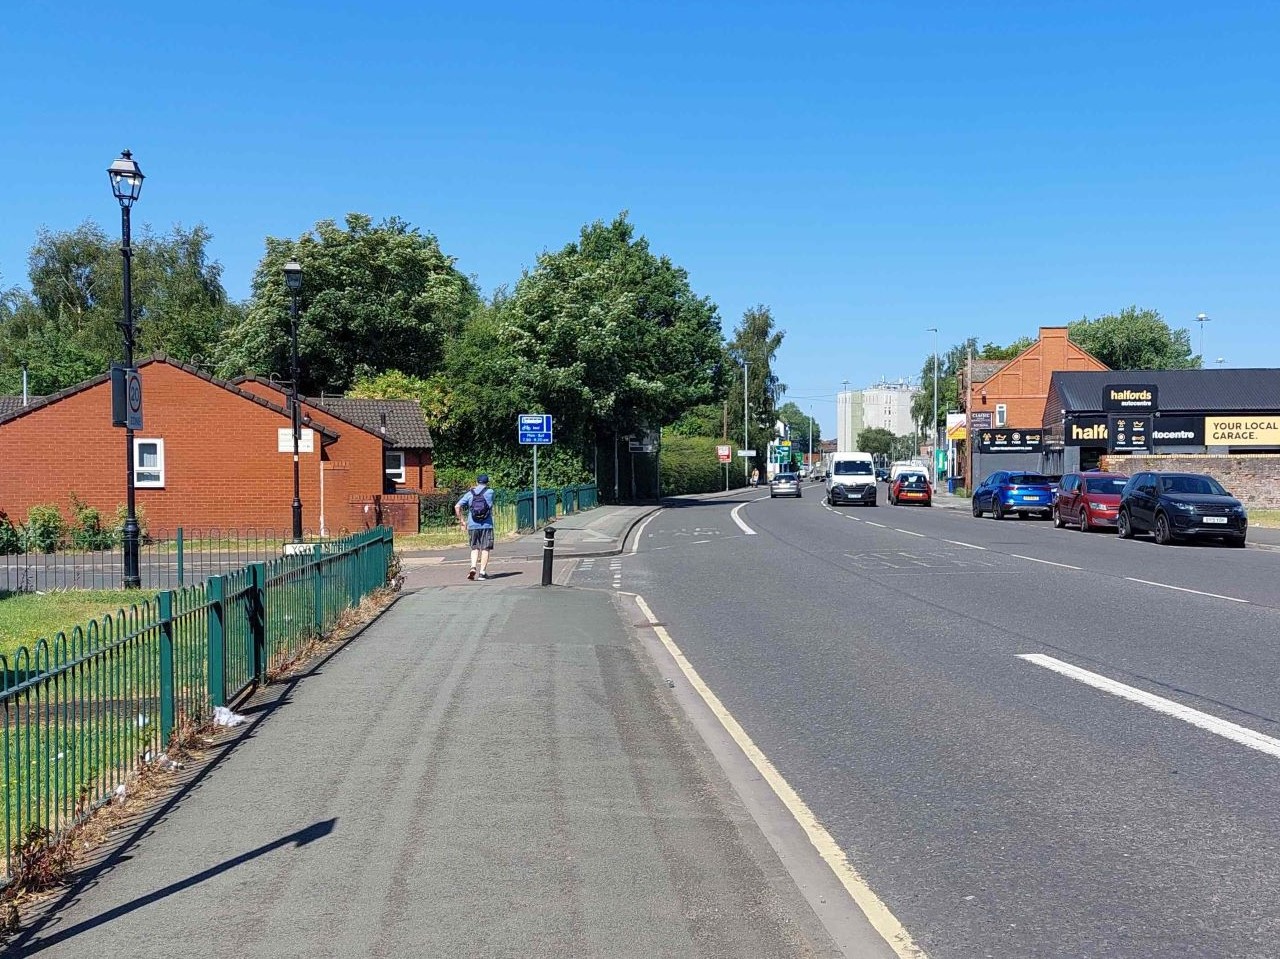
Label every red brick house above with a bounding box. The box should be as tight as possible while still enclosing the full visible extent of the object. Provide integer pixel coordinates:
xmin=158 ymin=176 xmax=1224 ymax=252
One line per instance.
xmin=0 ymin=357 xmax=429 ymax=536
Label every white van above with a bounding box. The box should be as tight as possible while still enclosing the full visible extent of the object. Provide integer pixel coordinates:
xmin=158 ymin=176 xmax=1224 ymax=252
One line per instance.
xmin=889 ymin=460 xmax=929 ymax=484
xmin=826 ymin=451 xmax=877 ymax=506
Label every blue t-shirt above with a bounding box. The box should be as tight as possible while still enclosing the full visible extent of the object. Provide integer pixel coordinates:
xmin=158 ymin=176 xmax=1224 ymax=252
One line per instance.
xmin=458 ymin=486 xmax=495 ymax=530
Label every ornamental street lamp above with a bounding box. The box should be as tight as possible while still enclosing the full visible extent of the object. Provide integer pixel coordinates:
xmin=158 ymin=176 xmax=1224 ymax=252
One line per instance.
xmin=108 ymin=150 xmax=144 ymax=589
xmin=283 ymin=260 xmax=304 ymax=542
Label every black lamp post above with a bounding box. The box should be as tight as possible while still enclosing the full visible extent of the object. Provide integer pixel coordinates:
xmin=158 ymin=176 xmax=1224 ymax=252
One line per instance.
xmin=283 ymin=259 xmax=304 ymax=542
xmin=108 ymin=150 xmax=144 ymax=589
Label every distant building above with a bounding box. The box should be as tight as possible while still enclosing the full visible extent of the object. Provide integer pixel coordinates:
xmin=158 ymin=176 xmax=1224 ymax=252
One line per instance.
xmin=861 ymin=379 xmax=919 ymax=438
xmin=836 ymin=390 xmax=864 ymax=450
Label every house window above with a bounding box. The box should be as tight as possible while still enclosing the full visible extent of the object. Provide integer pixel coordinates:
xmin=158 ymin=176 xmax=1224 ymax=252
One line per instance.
xmin=995 ymin=404 xmax=1007 ymax=427
xmin=134 ymin=439 xmax=165 ymax=488
xmin=384 ymin=450 xmax=406 ymax=485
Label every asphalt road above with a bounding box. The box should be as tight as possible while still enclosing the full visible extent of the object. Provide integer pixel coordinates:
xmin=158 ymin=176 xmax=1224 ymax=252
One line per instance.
xmin=571 ymin=482 xmax=1280 ymax=958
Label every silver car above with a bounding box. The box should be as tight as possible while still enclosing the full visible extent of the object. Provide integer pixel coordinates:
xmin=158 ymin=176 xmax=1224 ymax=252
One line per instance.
xmin=769 ymin=472 xmax=802 ymax=498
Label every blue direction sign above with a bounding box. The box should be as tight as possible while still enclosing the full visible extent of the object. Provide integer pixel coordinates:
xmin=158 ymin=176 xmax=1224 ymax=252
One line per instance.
xmin=518 ymin=413 xmax=553 ymax=445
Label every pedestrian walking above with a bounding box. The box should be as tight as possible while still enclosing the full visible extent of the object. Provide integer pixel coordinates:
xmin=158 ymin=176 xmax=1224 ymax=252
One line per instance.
xmin=455 ymin=474 xmax=496 ymax=580
xmin=750 ymin=467 xmax=760 ymax=488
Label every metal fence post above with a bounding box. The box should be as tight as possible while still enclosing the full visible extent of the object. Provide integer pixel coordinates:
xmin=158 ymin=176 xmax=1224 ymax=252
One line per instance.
xmin=312 ymin=557 xmax=324 ymax=634
xmin=249 ymin=562 xmax=267 ymax=684
xmin=176 ymin=527 xmax=185 ymax=588
xmin=207 ymin=575 xmax=226 ymax=708
xmin=157 ymin=590 xmax=176 ymax=743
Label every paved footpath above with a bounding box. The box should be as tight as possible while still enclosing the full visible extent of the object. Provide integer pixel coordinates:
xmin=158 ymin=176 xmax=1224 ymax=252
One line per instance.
xmin=9 ymin=498 xmax=855 ymax=959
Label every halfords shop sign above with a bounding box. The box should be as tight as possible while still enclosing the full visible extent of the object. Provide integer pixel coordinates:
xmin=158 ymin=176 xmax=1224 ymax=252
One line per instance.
xmin=1066 ymin=416 xmax=1205 ymax=446
xmin=1205 ymin=417 xmax=1280 ymax=446
xmin=1103 ymin=385 xmax=1158 ymax=412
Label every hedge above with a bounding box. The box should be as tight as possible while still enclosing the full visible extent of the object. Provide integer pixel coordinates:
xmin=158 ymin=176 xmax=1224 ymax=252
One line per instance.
xmin=659 ymin=436 xmax=749 ymax=496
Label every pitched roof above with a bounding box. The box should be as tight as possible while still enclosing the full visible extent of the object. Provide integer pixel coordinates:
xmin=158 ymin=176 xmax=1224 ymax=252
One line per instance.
xmin=0 ymin=396 xmax=42 ymax=416
xmin=970 ymin=360 xmax=1006 ymax=384
xmin=1046 ymin=368 xmax=1280 ymax=416
xmin=309 ymin=397 xmax=434 ymax=449
xmin=0 ymin=357 xmax=338 ymax=441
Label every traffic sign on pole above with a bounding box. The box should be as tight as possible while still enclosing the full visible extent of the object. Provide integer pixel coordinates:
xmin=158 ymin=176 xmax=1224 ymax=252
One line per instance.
xmin=518 ymin=414 xmax=553 ymax=445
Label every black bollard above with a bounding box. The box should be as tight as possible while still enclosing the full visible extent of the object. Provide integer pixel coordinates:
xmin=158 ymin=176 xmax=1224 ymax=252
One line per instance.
xmin=541 ymin=525 xmax=557 ymax=586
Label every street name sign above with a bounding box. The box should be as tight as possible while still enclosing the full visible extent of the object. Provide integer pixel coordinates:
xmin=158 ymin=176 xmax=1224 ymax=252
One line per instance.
xmin=518 ymin=414 xmax=553 ymax=445
xmin=737 ymin=449 xmax=756 ymax=457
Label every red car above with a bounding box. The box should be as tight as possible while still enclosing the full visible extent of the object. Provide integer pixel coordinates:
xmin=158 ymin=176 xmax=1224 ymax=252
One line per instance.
xmin=1052 ymin=471 xmax=1128 ymax=531
xmin=890 ymin=471 xmax=932 ymax=506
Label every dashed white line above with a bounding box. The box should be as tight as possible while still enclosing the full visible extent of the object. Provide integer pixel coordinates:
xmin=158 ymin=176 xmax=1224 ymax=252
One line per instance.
xmin=943 ymin=540 xmax=986 ymax=550
xmin=1010 ymin=554 xmax=1082 ymax=570
xmin=865 ymin=521 xmax=886 ymax=528
xmin=1020 ymin=653 xmax=1280 ymax=760
xmin=730 ymin=502 xmax=758 ymax=536
xmin=896 ymin=529 xmax=927 ymax=538
xmin=1124 ymin=577 xmax=1249 ymax=604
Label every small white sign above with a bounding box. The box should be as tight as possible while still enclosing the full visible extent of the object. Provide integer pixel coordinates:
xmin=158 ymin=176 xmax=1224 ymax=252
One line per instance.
xmin=278 ymin=428 xmax=315 ymax=454
xmin=737 ymin=449 xmax=757 ymax=457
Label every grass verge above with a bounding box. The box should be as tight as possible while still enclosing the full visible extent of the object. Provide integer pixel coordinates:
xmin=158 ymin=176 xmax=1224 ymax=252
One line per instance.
xmin=1250 ymin=509 xmax=1280 ymax=529
xmin=0 ymin=591 xmax=150 ymax=659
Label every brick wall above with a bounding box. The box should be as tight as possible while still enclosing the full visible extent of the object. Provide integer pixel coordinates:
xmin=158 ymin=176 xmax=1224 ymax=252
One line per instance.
xmin=0 ymin=361 xmax=389 ymax=537
xmin=1100 ymin=454 xmax=1280 ymax=510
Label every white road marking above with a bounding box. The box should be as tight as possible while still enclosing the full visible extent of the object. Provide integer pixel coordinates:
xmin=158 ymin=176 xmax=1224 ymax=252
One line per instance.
xmin=630 ymin=510 xmax=662 ymax=555
xmin=730 ymin=502 xmax=758 ymax=536
xmin=634 ymin=596 xmax=927 ymax=959
xmin=896 ymin=529 xmax=927 ymax=538
xmin=865 ymin=521 xmax=886 ymax=528
xmin=943 ymin=540 xmax=986 ymax=550
xmin=1010 ymin=554 xmax=1082 ymax=570
xmin=1124 ymin=577 xmax=1250 ymax=604
xmin=1020 ymin=653 xmax=1280 ymax=759
xmin=692 ymin=539 xmax=711 ymax=545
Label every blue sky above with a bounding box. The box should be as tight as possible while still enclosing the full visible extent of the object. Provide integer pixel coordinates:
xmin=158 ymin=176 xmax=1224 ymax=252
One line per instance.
xmin=4 ymin=0 xmax=1278 ymax=436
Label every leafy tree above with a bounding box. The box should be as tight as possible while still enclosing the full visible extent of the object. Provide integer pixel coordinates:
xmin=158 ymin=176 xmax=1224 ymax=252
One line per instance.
xmin=215 ymin=213 xmax=480 ymax=394
xmin=0 ymin=222 xmax=234 ymax=392
xmin=436 ymin=215 xmax=724 ymax=492
xmin=978 ymin=337 xmax=1034 ymax=360
xmin=728 ymin=305 xmax=785 ymax=477
xmin=776 ymin=401 xmax=820 ymax=453
xmin=1068 ymin=306 xmax=1196 ymax=370
xmin=856 ymin=426 xmax=896 ymax=458
xmin=346 ymin=368 xmax=450 ymax=429
xmin=668 ymin=402 xmax=729 ymax=438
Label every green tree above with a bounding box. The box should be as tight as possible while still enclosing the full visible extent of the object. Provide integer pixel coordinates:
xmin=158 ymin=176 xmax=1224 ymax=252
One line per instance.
xmin=0 ymin=222 xmax=234 ymax=392
xmin=728 ymin=305 xmax=785 ymax=478
xmin=978 ymin=337 xmax=1035 ymax=361
xmin=668 ymin=402 xmax=729 ymax=438
xmin=215 ymin=213 xmax=480 ymax=394
xmin=856 ymin=426 xmax=895 ymax=458
xmin=776 ymin=401 xmax=820 ymax=453
xmin=1068 ymin=306 xmax=1196 ymax=370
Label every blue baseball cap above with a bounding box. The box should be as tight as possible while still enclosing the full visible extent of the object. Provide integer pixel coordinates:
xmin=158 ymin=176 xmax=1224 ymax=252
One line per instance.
xmin=476 ymin=473 xmax=489 ymax=484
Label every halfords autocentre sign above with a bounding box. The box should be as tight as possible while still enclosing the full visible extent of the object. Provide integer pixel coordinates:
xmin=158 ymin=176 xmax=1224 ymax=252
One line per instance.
xmin=1065 ymin=415 xmax=1280 ymax=447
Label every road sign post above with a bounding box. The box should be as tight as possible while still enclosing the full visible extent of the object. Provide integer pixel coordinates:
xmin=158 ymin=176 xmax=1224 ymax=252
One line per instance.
xmin=518 ymin=414 xmax=554 ymax=527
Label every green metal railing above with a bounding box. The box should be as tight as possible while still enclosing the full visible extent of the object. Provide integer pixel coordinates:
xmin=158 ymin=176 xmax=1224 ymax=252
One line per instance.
xmin=420 ymin=485 xmax=600 ymax=536
xmin=0 ymin=527 xmax=393 ymax=882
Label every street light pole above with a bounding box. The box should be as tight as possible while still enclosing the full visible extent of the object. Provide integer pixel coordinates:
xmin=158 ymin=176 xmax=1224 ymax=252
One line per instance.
xmin=1196 ymin=313 xmax=1210 ymax=364
xmin=284 ymin=260 xmax=304 ymax=542
xmin=108 ymin=150 xmax=144 ymax=589
xmin=927 ymin=327 xmax=939 ymax=483
xmin=742 ymin=360 xmax=750 ymax=481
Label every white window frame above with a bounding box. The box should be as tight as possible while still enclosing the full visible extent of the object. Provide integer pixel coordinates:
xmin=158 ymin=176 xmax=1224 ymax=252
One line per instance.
xmin=995 ymin=404 xmax=1008 ymax=427
xmin=134 ymin=438 xmax=165 ymax=489
xmin=384 ymin=450 xmax=406 ymax=485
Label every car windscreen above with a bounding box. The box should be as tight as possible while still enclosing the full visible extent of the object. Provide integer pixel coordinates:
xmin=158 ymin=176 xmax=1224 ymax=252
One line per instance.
xmin=834 ymin=461 xmax=873 ymax=475
xmin=900 ymin=474 xmax=927 ymax=485
xmin=1085 ymin=478 xmax=1127 ymax=494
xmin=1008 ymin=473 xmax=1048 ymax=486
xmin=1160 ymin=475 xmax=1227 ymax=496
xmin=773 ymin=473 xmax=797 ymax=481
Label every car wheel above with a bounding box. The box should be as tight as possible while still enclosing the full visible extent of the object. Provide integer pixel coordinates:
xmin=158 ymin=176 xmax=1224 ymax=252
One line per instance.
xmin=1079 ymin=509 xmax=1090 ymax=533
xmin=1052 ymin=506 xmax=1064 ymax=529
xmin=1228 ymin=536 xmax=1247 ymax=548
xmin=1117 ymin=510 xmax=1134 ymax=539
xmin=993 ymin=499 xmax=1005 ymax=520
xmin=1153 ymin=512 xmax=1173 ymax=545
xmin=972 ymin=498 xmax=982 ymax=517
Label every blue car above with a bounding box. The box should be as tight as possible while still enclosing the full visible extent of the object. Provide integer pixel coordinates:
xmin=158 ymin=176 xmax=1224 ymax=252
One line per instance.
xmin=971 ymin=471 xmax=1055 ymax=520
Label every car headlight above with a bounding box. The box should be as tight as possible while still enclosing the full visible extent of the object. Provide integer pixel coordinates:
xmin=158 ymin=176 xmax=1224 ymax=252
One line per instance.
xmin=1088 ymin=501 xmax=1110 ymax=510
xmin=1170 ymin=501 xmax=1195 ymax=511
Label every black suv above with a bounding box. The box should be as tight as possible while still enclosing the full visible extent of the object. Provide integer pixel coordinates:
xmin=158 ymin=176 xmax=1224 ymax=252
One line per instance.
xmin=1117 ymin=471 xmax=1247 ymax=547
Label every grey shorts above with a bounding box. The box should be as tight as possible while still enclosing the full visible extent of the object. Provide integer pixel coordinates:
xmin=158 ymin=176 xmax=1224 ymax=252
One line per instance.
xmin=468 ymin=527 xmax=494 ymax=551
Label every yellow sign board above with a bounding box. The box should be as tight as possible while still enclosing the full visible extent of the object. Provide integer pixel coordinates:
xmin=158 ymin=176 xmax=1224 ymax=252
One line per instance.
xmin=1204 ymin=417 xmax=1280 ymax=446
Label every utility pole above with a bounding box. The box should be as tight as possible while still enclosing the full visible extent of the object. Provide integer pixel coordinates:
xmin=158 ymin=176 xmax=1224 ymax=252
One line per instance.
xmin=743 ymin=360 xmax=750 ymax=481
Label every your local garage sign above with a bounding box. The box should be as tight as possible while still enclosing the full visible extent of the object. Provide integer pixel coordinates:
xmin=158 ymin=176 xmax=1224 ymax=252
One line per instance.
xmin=1205 ymin=417 xmax=1280 ymax=446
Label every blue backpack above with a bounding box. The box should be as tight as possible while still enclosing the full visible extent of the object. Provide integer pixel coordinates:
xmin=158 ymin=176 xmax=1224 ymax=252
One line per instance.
xmin=468 ymin=487 xmax=492 ymax=523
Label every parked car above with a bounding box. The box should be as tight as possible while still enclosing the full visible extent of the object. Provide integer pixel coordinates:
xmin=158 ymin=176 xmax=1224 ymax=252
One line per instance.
xmin=971 ymin=471 xmax=1054 ymax=520
xmin=1117 ymin=471 xmax=1247 ymax=546
xmin=889 ymin=471 xmax=932 ymax=506
xmin=1053 ymin=471 xmax=1128 ymax=531
xmin=769 ymin=472 xmax=802 ymax=498
xmin=826 ymin=452 xmax=878 ymax=506
xmin=875 ymin=467 xmax=890 ymax=483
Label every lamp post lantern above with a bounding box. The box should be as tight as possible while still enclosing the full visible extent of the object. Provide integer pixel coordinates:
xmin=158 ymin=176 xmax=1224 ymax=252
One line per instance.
xmin=1196 ymin=313 xmax=1210 ymax=364
xmin=108 ymin=150 xmax=144 ymax=589
xmin=284 ymin=260 xmax=304 ymax=542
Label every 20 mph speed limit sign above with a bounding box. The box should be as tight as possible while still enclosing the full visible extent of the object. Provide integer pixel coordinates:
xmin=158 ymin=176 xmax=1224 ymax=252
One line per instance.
xmin=125 ymin=369 xmax=143 ymax=430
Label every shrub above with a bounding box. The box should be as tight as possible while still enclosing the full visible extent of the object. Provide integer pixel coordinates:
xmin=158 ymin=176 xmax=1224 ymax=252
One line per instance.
xmin=113 ymin=503 xmax=150 ymax=543
xmin=659 ymin=436 xmax=748 ymax=496
xmin=419 ymin=491 xmax=459 ymax=530
xmin=69 ymin=494 xmax=119 ymax=551
xmin=0 ymin=510 xmax=20 ymax=555
xmin=24 ymin=504 xmax=66 ymax=553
